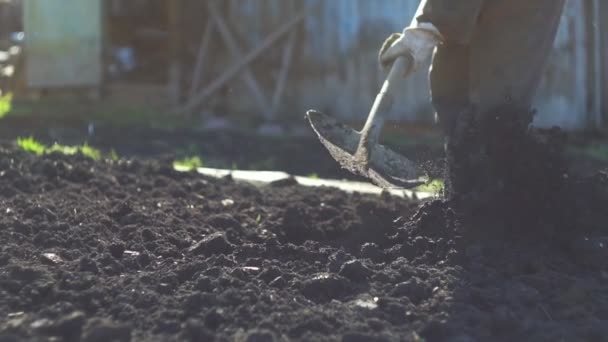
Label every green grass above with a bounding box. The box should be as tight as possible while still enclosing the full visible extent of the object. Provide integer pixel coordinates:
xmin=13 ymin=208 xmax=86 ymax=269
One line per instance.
xmin=414 ymin=178 xmax=445 ymax=194
xmin=306 ymin=173 xmax=320 ymax=179
xmin=16 ymin=136 xmax=46 ymax=155
xmin=0 ymin=92 xmax=12 ymax=119
xmin=80 ymin=142 xmax=102 ymax=160
xmin=173 ymin=156 xmax=204 ymax=170
xmin=16 ymin=136 xmax=104 ymax=160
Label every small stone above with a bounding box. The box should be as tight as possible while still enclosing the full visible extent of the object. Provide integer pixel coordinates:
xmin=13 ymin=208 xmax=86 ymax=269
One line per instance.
xmin=189 ymin=232 xmax=234 ymax=256
xmin=82 ymin=318 xmax=132 ymax=342
xmin=40 ymin=253 xmax=63 ymax=265
xmin=123 ymin=250 xmax=140 ymax=257
xmin=221 ymin=198 xmax=235 ymax=207
xmin=339 ymin=260 xmax=373 ymax=282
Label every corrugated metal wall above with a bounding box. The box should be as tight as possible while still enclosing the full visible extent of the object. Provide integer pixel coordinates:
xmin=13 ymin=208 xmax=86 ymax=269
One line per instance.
xmin=201 ymin=0 xmax=601 ymax=129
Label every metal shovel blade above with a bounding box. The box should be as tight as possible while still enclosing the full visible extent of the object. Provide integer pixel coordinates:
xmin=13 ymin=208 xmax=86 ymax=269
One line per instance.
xmin=306 ymin=110 xmax=427 ymax=189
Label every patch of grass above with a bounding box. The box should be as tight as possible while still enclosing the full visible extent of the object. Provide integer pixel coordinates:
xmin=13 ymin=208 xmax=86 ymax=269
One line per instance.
xmin=16 ymin=136 xmax=45 ymax=155
xmin=414 ymin=179 xmax=445 ymax=194
xmin=16 ymin=136 xmax=105 ymax=161
xmin=0 ymin=92 xmax=12 ymax=119
xmin=80 ymin=142 xmax=101 ymax=160
xmin=307 ymin=173 xmax=320 ymax=179
xmin=173 ymin=156 xmax=203 ymax=170
xmin=110 ymin=149 xmax=119 ymax=161
xmin=48 ymin=143 xmax=78 ymax=155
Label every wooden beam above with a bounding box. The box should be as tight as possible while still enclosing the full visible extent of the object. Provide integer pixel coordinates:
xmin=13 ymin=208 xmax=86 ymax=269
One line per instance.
xmin=168 ymin=0 xmax=182 ymax=105
xmin=268 ymin=29 xmax=298 ymax=120
xmin=206 ymin=0 xmax=269 ymax=114
xmin=175 ymin=6 xmax=310 ymax=115
xmin=188 ymin=20 xmax=214 ymax=101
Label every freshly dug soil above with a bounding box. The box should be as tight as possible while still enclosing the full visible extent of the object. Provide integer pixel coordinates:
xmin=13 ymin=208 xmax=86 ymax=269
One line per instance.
xmin=1 ymin=136 xmax=608 ymax=341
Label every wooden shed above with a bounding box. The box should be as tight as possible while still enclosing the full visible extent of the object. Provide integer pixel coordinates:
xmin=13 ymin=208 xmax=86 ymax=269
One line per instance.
xmin=19 ymin=0 xmax=608 ymax=130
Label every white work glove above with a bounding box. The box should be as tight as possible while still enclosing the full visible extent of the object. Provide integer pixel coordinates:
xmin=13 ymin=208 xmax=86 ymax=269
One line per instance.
xmin=378 ymin=22 xmax=443 ymax=75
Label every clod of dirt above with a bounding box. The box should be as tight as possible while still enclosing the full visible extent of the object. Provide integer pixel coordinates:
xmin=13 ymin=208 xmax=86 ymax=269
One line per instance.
xmin=108 ymin=242 xmax=126 ymax=259
xmin=390 ymin=277 xmax=431 ymax=304
xmin=338 ymin=260 xmax=373 ymax=281
xmin=270 ymin=176 xmax=299 ymax=187
xmin=188 ymin=232 xmax=234 ymax=256
xmin=301 ymin=273 xmax=351 ymax=303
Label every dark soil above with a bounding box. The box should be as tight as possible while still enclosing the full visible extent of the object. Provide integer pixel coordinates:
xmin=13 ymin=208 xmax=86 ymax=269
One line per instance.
xmin=1 ymin=124 xmax=608 ymax=341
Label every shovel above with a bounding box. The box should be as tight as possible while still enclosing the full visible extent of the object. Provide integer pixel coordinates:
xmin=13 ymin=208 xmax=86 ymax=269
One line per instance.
xmin=306 ymin=56 xmax=428 ymax=189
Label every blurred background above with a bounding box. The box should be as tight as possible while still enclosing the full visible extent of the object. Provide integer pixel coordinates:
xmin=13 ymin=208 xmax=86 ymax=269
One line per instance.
xmin=1 ymin=0 xmax=608 ymax=179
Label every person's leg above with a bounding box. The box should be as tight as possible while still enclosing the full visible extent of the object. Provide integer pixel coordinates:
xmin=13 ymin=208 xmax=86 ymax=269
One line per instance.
xmin=429 ymin=44 xmax=482 ymax=197
xmin=469 ymin=0 xmax=566 ymax=116
xmin=463 ymin=0 xmax=567 ymax=208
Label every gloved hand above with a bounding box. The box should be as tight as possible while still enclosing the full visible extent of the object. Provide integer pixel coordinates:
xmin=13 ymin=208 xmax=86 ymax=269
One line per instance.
xmin=378 ymin=22 xmax=443 ymax=75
